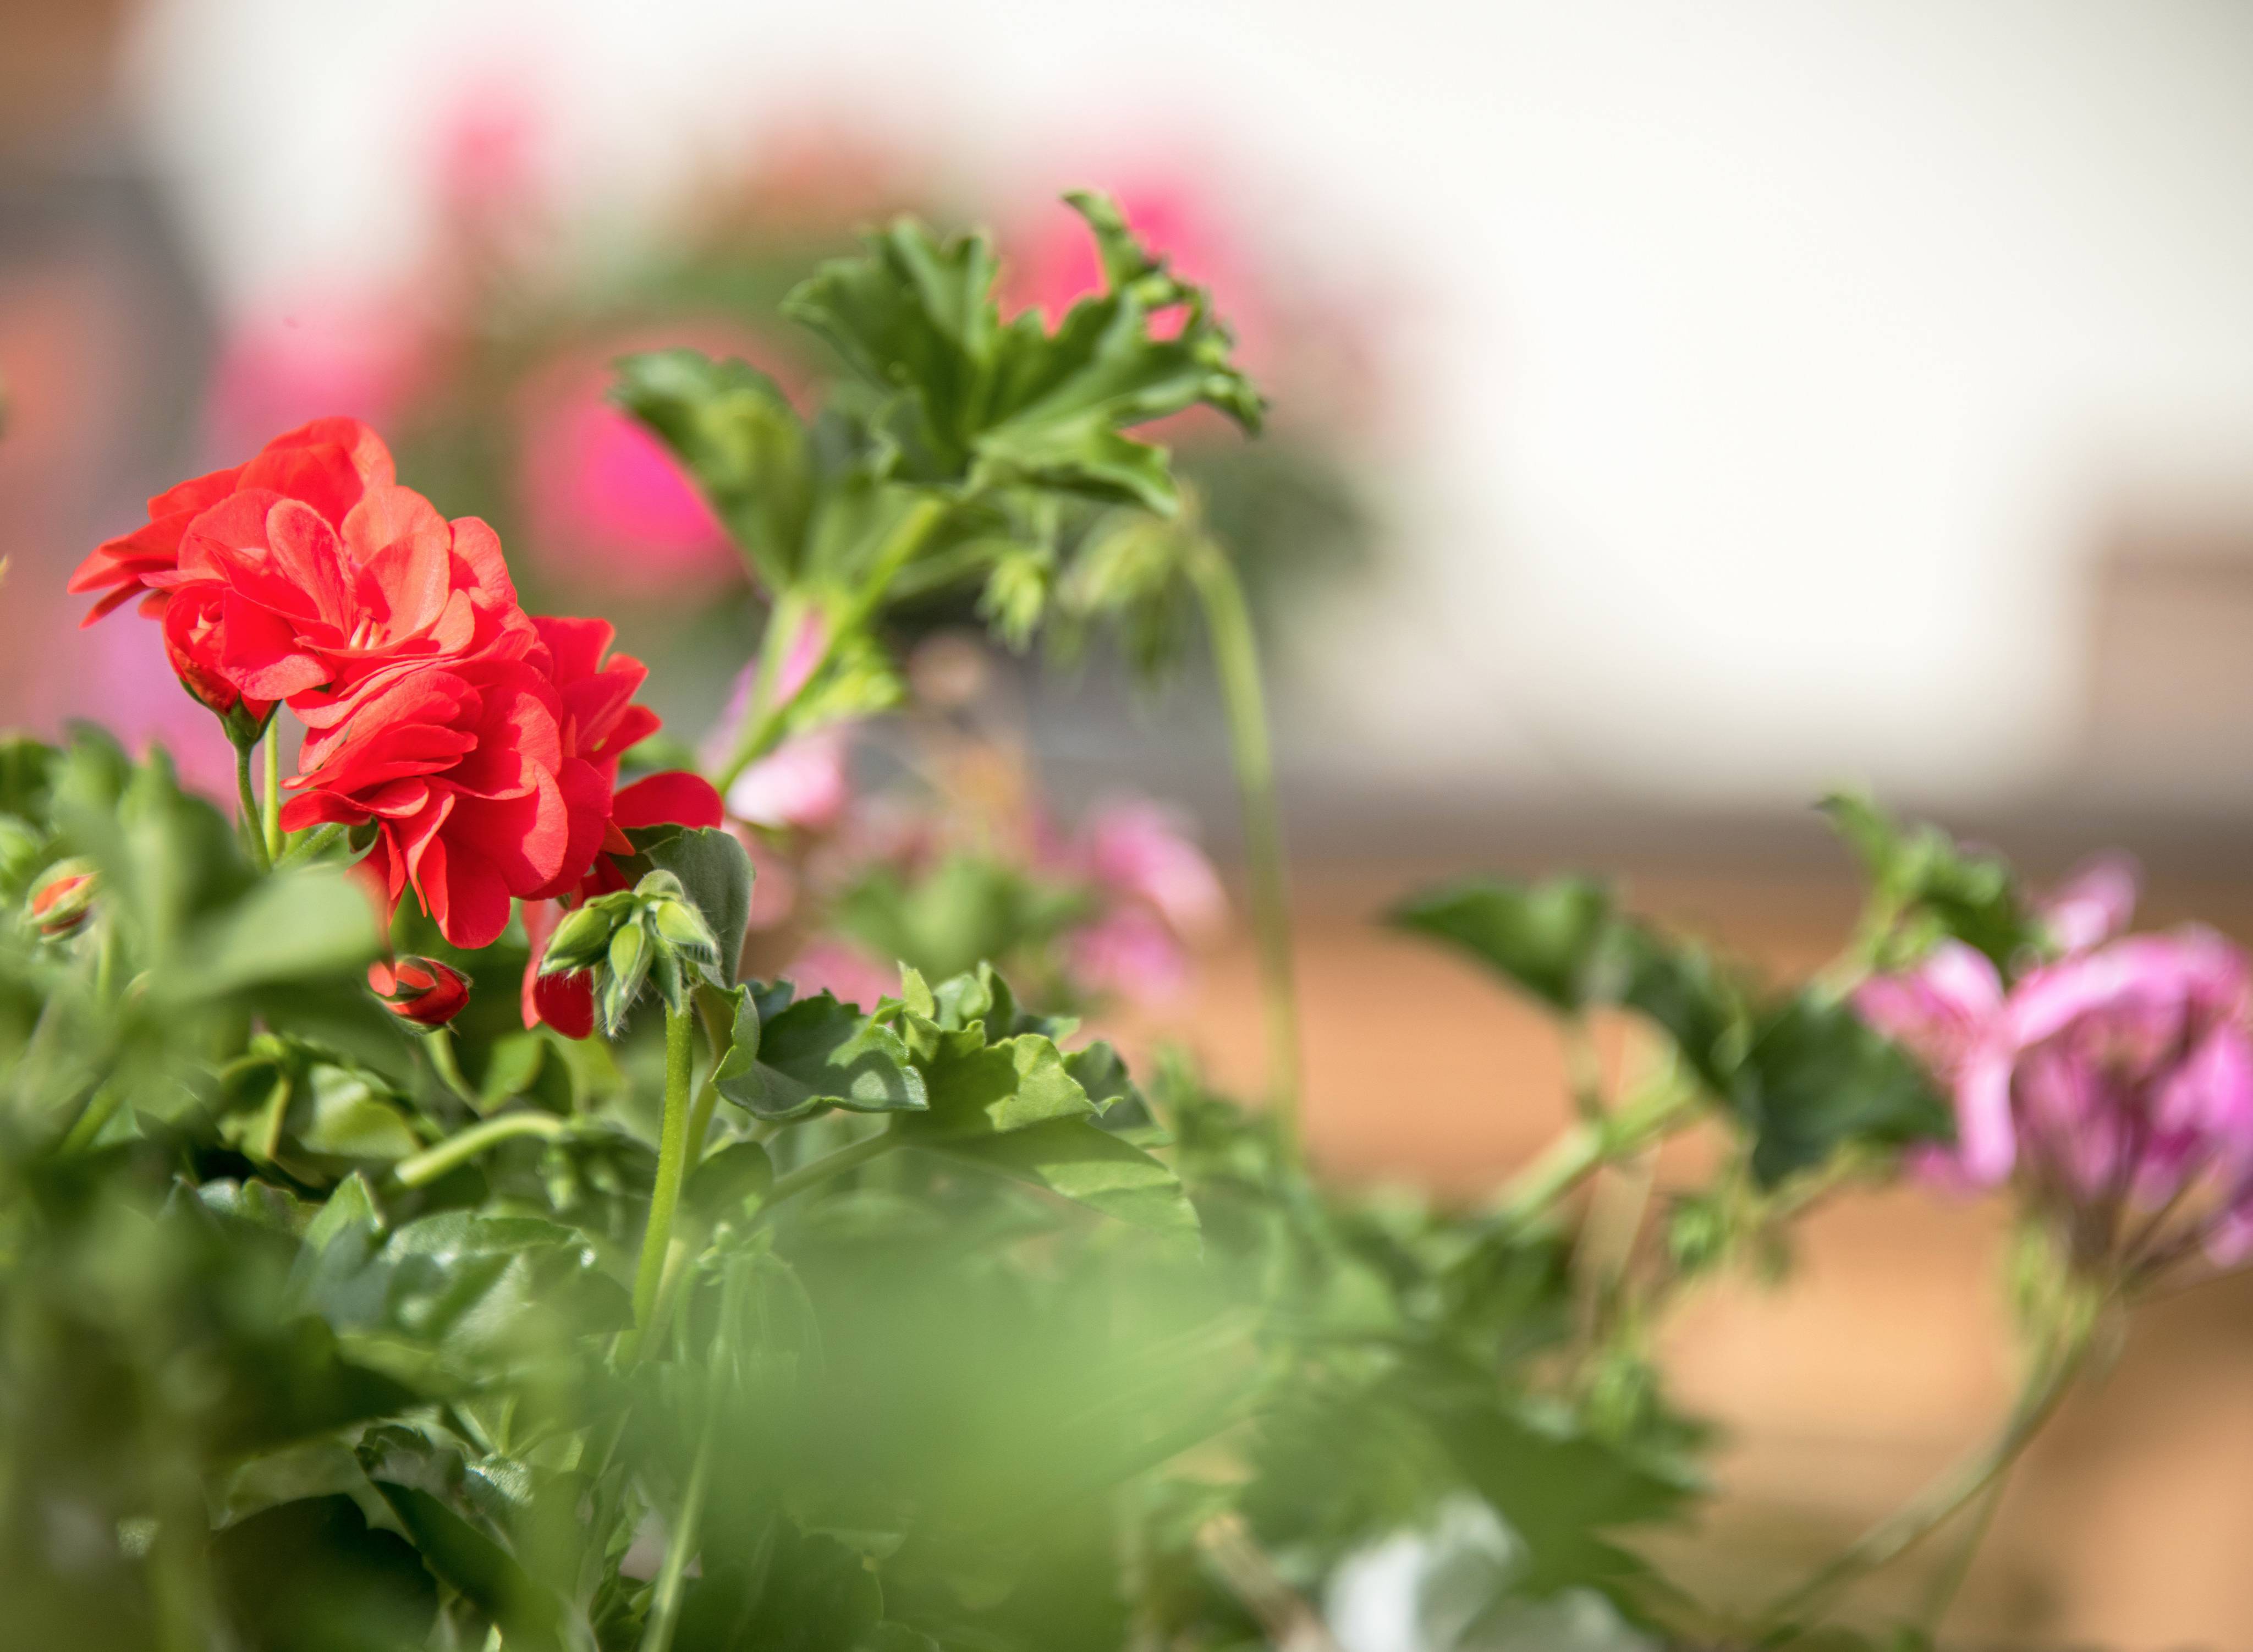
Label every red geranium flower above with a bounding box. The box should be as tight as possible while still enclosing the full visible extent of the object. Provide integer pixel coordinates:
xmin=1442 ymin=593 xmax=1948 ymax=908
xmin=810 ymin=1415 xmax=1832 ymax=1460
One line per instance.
xmin=69 ymin=417 xmax=392 ymax=626
xmin=281 ymin=651 xmax=590 ymax=950
xmin=148 ymin=481 xmax=531 ymax=719
xmin=369 ymin=955 xmax=471 ymax=1027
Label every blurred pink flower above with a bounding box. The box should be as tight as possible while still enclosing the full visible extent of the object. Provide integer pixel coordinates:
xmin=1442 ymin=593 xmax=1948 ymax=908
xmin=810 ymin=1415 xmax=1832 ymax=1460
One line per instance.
xmin=1866 ymin=924 xmax=2253 ymax=1272
xmin=728 ymin=729 xmax=852 ymax=833
xmin=1853 ymin=940 xmax=2003 ymax=1089
xmin=2042 ymin=853 xmax=2141 ymax=957
xmin=788 ymin=940 xmax=899 ymax=1011
xmin=514 ymin=329 xmax=786 ymax=595
xmin=206 ymin=300 xmax=422 ymax=458
xmin=1076 ymin=799 xmax=1228 ymax=939
xmin=1068 ymin=905 xmax=1191 ymax=1005
xmin=433 ymin=81 xmax=547 ymax=227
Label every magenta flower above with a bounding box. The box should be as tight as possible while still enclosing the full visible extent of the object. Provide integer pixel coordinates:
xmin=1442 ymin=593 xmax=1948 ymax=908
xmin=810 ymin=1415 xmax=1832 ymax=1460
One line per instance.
xmin=2041 ymin=852 xmax=2140 ymax=957
xmin=1865 ymin=927 xmax=2253 ymax=1275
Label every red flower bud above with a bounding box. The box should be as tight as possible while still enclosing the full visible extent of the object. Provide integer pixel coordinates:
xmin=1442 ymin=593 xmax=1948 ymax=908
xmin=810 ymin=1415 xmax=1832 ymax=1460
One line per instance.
xmin=369 ymin=955 xmax=471 ymax=1028
xmin=27 ymin=865 xmax=96 ymax=937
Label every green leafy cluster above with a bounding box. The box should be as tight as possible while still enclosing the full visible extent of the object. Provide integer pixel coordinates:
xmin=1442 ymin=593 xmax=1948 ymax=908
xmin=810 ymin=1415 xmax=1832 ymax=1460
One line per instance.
xmin=1391 ymin=874 xmax=1953 ymax=1187
xmin=613 ymin=191 xmax=1268 ymax=789
xmin=0 ymin=722 xmax=1743 ymax=1651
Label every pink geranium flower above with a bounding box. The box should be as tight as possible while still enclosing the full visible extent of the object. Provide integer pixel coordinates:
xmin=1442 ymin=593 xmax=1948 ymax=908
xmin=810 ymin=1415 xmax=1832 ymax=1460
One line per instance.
xmin=1858 ymin=849 xmax=2253 ymax=1275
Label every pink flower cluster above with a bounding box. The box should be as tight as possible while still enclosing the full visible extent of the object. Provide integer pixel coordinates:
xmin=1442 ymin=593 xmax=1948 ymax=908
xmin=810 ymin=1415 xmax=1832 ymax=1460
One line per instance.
xmin=1858 ymin=857 xmax=2253 ymax=1274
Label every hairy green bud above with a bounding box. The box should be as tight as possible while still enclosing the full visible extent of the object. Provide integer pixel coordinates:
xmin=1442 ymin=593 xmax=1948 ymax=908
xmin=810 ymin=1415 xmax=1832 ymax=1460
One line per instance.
xmin=541 ymin=903 xmax=618 ymax=975
xmin=649 ymin=898 xmax=719 ymax=964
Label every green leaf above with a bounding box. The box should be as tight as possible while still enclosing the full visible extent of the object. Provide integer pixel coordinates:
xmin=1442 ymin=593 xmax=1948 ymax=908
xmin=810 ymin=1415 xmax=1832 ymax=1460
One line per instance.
xmin=783 ymin=196 xmax=1262 ymax=514
xmin=168 ymin=868 xmax=381 ymax=1000
xmin=1614 ymin=923 xmax=1750 ymax=1098
xmin=1821 ymin=792 xmax=2038 ymax=970
xmin=212 ymin=1495 xmax=438 ymax=1652
xmin=364 ymin=1479 xmax=571 ymax=1652
xmin=923 ymin=1117 xmax=1196 ymax=1238
xmin=908 ymin=1026 xmax=1093 ymax=1136
xmin=642 ymin=827 xmax=754 ymax=987
xmin=1389 ymin=876 xmax=1618 ymax=1013
xmin=685 ymin=1139 xmax=774 ymax=1219
xmin=713 ymin=985 xmax=928 ymax=1121
xmin=1728 ymin=994 xmax=1954 ymax=1186
xmin=613 ymin=348 xmax=811 ymax=591
xmin=0 ymin=733 xmax=58 ymax=822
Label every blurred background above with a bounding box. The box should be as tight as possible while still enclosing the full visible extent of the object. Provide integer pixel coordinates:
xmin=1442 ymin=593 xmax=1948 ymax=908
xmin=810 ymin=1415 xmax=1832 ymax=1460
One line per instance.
xmin=6 ymin=0 xmax=2253 ymax=1643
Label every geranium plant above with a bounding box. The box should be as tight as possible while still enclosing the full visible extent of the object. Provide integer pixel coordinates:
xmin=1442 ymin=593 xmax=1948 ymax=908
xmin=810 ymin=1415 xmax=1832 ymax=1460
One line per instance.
xmin=3 ymin=193 xmax=2247 ymax=1652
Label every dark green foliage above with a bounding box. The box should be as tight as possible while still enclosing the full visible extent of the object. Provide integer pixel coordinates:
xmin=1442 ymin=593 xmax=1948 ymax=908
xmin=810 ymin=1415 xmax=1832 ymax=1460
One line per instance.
xmin=783 ymin=193 xmax=1262 ymax=513
xmin=1822 ymin=792 xmax=2042 ymax=971
xmin=1388 ymin=875 xmax=1619 ymax=1012
xmin=1392 ymin=872 xmax=1958 ymax=1188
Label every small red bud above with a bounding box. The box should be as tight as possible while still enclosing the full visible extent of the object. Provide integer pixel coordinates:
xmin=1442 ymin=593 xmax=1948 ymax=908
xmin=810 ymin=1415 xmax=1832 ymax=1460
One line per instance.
xmin=369 ymin=955 xmax=471 ymax=1028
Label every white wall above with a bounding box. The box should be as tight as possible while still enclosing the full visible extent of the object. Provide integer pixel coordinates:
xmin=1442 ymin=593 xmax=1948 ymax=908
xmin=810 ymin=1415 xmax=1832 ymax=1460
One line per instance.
xmin=125 ymin=0 xmax=2253 ymax=806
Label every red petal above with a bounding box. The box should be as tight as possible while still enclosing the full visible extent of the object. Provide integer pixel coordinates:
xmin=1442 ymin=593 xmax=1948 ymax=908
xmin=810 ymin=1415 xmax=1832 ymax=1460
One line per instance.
xmin=612 ymin=771 xmax=725 ymax=831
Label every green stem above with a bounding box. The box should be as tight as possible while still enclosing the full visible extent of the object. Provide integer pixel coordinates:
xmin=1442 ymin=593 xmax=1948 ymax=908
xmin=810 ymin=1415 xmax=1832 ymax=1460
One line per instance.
xmin=1496 ymin=1069 xmax=1697 ymax=1232
xmin=760 ymin=1129 xmax=898 ymax=1212
xmin=392 ymin=1111 xmax=572 ymax=1188
xmin=1562 ymin=1016 xmax=1606 ymax=1123
xmin=1184 ymin=536 xmax=1302 ymax=1152
xmin=1758 ymin=1326 xmax=2093 ymax=1631
xmin=59 ymin=1085 xmax=125 ymax=1154
xmin=261 ymin=729 xmax=282 ymax=861
xmin=714 ymin=500 xmax=949 ymax=793
xmin=630 ymin=1006 xmax=699 ymax=1338
xmin=638 ymin=1417 xmax=717 ymax=1652
xmin=424 ymin=1027 xmax=480 ymax=1108
xmin=1915 ymin=1470 xmax=2010 ymax=1636
xmin=276 ymin=822 xmax=347 ymax=866
xmin=233 ymin=735 xmax=270 ymax=871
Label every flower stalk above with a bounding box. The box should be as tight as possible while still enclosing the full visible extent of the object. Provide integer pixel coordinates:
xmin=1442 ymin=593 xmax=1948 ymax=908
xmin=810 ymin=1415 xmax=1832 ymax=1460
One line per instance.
xmin=261 ymin=729 xmax=282 ymax=861
xmin=393 ymin=1111 xmax=573 ymax=1188
xmin=231 ymin=731 xmax=269 ymax=871
xmin=1183 ymin=534 xmax=1303 ymax=1151
xmin=1757 ymin=1315 xmax=2096 ymax=1631
xmin=631 ymin=1004 xmax=700 ymax=1342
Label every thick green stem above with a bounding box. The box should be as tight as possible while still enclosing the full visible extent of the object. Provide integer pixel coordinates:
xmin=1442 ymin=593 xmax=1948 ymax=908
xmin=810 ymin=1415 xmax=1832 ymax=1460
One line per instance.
xmin=631 ymin=1006 xmax=699 ymax=1338
xmin=393 ymin=1111 xmax=572 ymax=1188
xmin=232 ymin=735 xmax=270 ymax=871
xmin=638 ymin=1418 xmax=717 ymax=1652
xmin=1758 ymin=1326 xmax=2093 ymax=1631
xmin=1184 ymin=537 xmax=1303 ymax=1151
xmin=1495 ymin=1073 xmax=1697 ymax=1232
xmin=261 ymin=729 xmax=282 ymax=860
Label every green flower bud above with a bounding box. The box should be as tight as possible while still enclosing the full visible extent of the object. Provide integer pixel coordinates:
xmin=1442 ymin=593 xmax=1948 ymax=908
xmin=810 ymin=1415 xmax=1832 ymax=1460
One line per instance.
xmin=633 ymin=869 xmax=688 ymax=906
xmin=541 ymin=903 xmax=618 ymax=975
xmin=649 ymin=898 xmax=719 ymax=965
xmin=605 ymin=920 xmax=652 ymax=1027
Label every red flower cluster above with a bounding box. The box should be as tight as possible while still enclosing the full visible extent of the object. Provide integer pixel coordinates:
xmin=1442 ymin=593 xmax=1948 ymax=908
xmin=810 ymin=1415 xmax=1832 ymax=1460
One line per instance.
xmin=72 ymin=419 xmax=723 ymax=969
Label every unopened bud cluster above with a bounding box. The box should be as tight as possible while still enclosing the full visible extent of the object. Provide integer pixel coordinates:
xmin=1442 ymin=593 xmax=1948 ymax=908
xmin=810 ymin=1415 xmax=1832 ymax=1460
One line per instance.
xmin=537 ymin=870 xmax=721 ymax=1035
